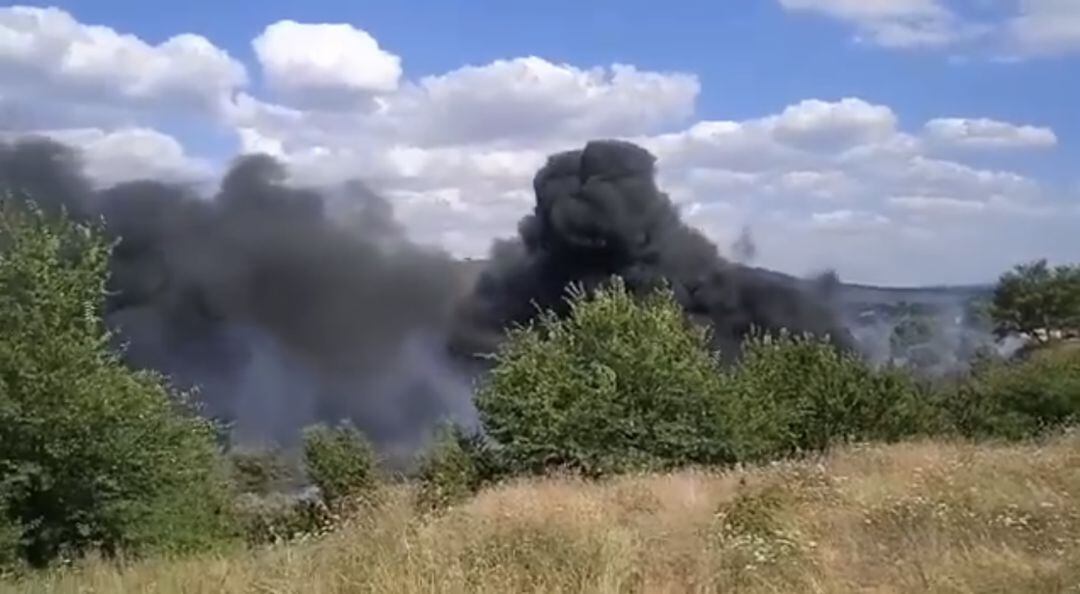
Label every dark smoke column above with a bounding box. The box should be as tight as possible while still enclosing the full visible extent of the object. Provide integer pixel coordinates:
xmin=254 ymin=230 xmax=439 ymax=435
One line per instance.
xmin=2 ymin=137 xmax=475 ymax=452
xmin=450 ymin=139 xmax=853 ymax=361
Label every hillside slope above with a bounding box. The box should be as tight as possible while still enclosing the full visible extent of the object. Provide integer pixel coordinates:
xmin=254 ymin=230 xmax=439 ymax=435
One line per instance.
xmin=10 ymin=434 xmax=1079 ymax=593
xmin=456 ymin=259 xmax=993 ymax=313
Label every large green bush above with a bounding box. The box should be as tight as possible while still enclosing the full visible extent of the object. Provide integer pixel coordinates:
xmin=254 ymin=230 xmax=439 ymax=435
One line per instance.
xmin=474 ymin=277 xmax=956 ymax=477
xmin=475 ymin=280 xmax=735 ymax=476
xmin=414 ymin=426 xmax=482 ymax=513
xmin=414 ymin=424 xmax=501 ymax=513
xmin=944 ymin=344 xmax=1080 ymax=440
xmin=0 ymin=198 xmax=237 ymax=567
xmin=227 ymin=447 xmax=301 ymax=497
xmin=301 ymin=422 xmax=379 ymax=510
xmin=722 ymin=331 xmax=944 ymax=462
xmin=990 ymin=259 xmax=1080 ymax=344
xmin=0 ymin=500 xmax=19 ymax=573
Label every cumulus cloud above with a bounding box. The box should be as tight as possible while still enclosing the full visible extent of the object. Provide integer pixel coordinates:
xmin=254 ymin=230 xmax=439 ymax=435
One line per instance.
xmin=228 ymin=55 xmax=700 ymax=165
xmin=888 ymin=194 xmax=988 ymax=214
xmin=777 ymin=0 xmax=984 ymax=48
xmin=252 ymin=20 xmax=402 ymax=106
xmin=808 ymin=208 xmax=891 ymax=231
xmin=771 ymin=98 xmax=899 ymax=150
xmin=923 ymin=118 xmax=1057 ymax=149
xmin=12 ymin=127 xmax=213 ymax=186
xmin=775 ymin=169 xmax=860 ymax=201
xmin=778 ymin=0 xmax=1080 ymax=57
xmin=1005 ymin=0 xmax=1080 ymax=56
xmin=0 ymin=5 xmax=246 ymax=121
xmin=643 ymin=97 xmax=898 ymax=173
xmin=387 ymin=58 xmax=699 ymax=147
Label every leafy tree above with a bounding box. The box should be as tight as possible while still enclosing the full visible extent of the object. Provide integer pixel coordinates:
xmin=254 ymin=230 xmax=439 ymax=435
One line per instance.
xmin=227 ymin=447 xmax=300 ymax=496
xmin=301 ymin=422 xmax=379 ymax=509
xmin=889 ymin=314 xmax=940 ymax=370
xmin=990 ymin=259 xmax=1080 ymax=344
xmin=723 ymin=331 xmax=942 ymax=461
xmin=944 ymin=345 xmax=1080 ymax=439
xmin=414 ymin=424 xmax=490 ymax=513
xmin=475 ymin=279 xmax=735 ymax=477
xmin=0 ymin=197 xmax=237 ymax=567
xmin=0 ymin=500 xmax=19 ymax=573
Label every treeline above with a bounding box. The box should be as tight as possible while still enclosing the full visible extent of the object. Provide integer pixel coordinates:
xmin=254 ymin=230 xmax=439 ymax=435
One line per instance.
xmin=2 ymin=199 xmax=1079 ymax=572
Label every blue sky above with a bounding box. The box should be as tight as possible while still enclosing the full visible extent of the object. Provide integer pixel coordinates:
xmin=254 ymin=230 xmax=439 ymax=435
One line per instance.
xmin=1 ymin=1 xmax=1078 ymax=285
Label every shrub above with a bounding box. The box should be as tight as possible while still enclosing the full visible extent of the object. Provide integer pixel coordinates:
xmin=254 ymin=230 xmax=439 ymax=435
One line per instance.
xmin=989 ymin=259 xmax=1080 ymax=344
xmin=0 ymin=499 xmax=19 ymax=574
xmin=0 ymin=198 xmax=238 ymax=567
xmin=414 ymin=425 xmax=497 ymax=513
xmin=233 ymin=490 xmax=332 ymax=546
xmin=721 ymin=331 xmax=945 ymax=462
xmin=227 ymin=447 xmax=300 ymax=496
xmin=475 ymin=279 xmax=735 ymax=477
xmin=301 ymin=422 xmax=379 ymax=510
xmin=945 ymin=344 xmax=1080 ymax=440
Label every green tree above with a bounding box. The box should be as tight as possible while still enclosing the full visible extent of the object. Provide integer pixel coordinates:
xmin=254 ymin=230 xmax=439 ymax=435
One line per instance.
xmin=990 ymin=259 xmax=1080 ymax=344
xmin=724 ymin=331 xmax=941 ymax=461
xmin=414 ymin=424 xmax=488 ymax=514
xmin=302 ymin=422 xmax=379 ymax=510
xmin=475 ymin=279 xmax=735 ymax=477
xmin=945 ymin=345 xmax=1080 ymax=440
xmin=889 ymin=313 xmax=939 ymax=370
xmin=0 ymin=197 xmax=237 ymax=567
xmin=0 ymin=500 xmax=19 ymax=573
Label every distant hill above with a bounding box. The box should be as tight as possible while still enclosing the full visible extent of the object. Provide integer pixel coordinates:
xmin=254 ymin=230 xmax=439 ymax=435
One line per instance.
xmin=455 ymin=258 xmax=993 ymax=309
xmin=831 ymin=281 xmax=992 ymax=307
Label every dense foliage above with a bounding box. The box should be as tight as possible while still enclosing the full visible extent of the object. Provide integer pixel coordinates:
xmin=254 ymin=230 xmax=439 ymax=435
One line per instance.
xmin=414 ymin=425 xmax=491 ymax=513
xmin=991 ymin=259 xmax=1080 ymax=343
xmin=474 ymin=275 xmax=1080 ymax=476
xmin=0 ymin=198 xmax=237 ymax=568
xmin=1 ymin=189 xmax=1079 ymax=572
xmin=302 ymin=422 xmax=379 ymax=509
xmin=945 ymin=345 xmax=1080 ymax=439
xmin=724 ymin=331 xmax=942 ymax=462
xmin=475 ymin=280 xmax=736 ymax=476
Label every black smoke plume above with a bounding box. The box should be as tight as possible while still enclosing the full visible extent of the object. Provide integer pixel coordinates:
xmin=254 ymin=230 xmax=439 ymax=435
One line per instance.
xmin=3 ymin=137 xmax=852 ymax=454
xmin=451 ymin=140 xmax=853 ymax=361
xmin=2 ymin=137 xmax=474 ymax=454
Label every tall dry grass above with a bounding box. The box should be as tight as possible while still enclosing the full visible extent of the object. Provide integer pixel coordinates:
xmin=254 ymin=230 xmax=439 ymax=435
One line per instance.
xmin=6 ymin=433 xmax=1080 ymax=593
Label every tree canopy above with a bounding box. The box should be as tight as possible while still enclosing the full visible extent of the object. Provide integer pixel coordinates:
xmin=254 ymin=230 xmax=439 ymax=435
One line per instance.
xmin=990 ymin=259 xmax=1080 ymax=344
xmin=0 ymin=197 xmax=236 ymax=567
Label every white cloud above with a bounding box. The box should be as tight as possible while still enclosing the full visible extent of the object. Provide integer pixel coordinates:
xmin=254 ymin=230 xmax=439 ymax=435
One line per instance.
xmin=644 ymin=120 xmax=800 ymax=173
xmin=777 ymin=0 xmax=983 ymax=48
xmin=901 ymin=156 xmax=1038 ymax=198
xmin=923 ymin=117 xmax=1057 ymax=149
xmin=388 ymin=58 xmax=700 ymax=147
xmin=775 ymin=169 xmax=860 ymax=200
xmin=228 ymin=56 xmax=700 ymax=158
xmin=1006 ymin=0 xmax=1080 ymax=56
xmin=641 ymin=98 xmax=897 ymax=175
xmin=0 ymin=6 xmax=245 ymax=120
xmin=770 ymin=98 xmax=898 ymax=149
xmin=22 ymin=127 xmax=212 ymax=186
xmin=808 ymin=208 xmax=891 ymax=231
xmin=778 ymin=0 xmax=1080 ymax=57
xmin=888 ymin=194 xmax=987 ymax=214
xmin=252 ymin=20 xmax=402 ymax=106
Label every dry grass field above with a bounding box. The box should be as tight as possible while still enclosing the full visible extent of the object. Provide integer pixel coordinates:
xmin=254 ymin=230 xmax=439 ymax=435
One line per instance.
xmin=6 ymin=433 xmax=1080 ymax=593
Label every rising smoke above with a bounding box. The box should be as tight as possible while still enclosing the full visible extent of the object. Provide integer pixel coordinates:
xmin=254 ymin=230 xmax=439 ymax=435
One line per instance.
xmin=451 ymin=140 xmax=854 ymax=362
xmin=2 ymin=137 xmax=474 ymax=454
xmin=3 ymin=137 xmax=859 ymax=453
